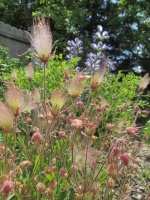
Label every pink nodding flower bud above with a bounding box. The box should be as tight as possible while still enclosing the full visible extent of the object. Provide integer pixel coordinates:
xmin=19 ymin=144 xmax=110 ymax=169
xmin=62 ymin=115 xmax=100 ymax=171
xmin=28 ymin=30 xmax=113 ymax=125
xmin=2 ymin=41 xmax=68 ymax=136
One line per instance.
xmin=66 ymin=115 xmax=73 ymax=124
xmin=113 ymin=147 xmax=120 ymax=157
xmin=133 ymin=165 xmax=138 ymax=172
xmin=77 ymin=101 xmax=83 ymax=109
xmin=50 ymin=179 xmax=57 ymax=190
xmin=120 ymin=153 xmax=130 ymax=167
xmin=59 ymin=131 xmax=67 ymax=139
xmin=45 ymin=165 xmax=56 ymax=174
xmin=107 ymin=177 xmax=115 ymax=188
xmin=141 ymin=110 xmax=149 ymax=115
xmin=0 ymin=180 xmax=13 ymax=197
xmin=32 ymin=132 xmax=42 ymax=143
xmin=71 ymin=164 xmax=78 ymax=174
xmin=59 ymin=167 xmax=68 ymax=177
xmin=107 ymin=163 xmax=116 ymax=177
xmin=126 ymin=127 xmax=139 ymax=137
xmin=134 ymin=105 xmax=140 ymax=112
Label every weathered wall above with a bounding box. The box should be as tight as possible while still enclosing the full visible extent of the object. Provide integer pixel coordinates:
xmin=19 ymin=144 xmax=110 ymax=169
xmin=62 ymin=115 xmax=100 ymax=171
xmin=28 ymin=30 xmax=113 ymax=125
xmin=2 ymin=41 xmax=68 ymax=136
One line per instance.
xmin=0 ymin=21 xmax=30 ymax=58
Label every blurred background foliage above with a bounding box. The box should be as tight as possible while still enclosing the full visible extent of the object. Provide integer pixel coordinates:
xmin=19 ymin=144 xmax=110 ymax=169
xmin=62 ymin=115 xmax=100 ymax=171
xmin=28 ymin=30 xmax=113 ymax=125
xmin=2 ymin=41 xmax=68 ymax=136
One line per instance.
xmin=0 ymin=0 xmax=150 ymax=74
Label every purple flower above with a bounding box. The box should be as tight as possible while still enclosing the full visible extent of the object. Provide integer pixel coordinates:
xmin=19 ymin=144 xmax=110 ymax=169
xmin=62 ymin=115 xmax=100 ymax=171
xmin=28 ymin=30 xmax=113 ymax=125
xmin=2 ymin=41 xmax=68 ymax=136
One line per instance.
xmin=97 ymin=25 xmax=103 ymax=32
xmin=66 ymin=38 xmax=83 ymax=60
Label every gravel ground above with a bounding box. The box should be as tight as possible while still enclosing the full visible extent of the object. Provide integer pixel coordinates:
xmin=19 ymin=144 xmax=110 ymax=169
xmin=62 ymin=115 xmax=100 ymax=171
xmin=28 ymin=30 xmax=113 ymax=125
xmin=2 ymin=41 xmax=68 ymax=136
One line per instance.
xmin=131 ymin=144 xmax=150 ymax=200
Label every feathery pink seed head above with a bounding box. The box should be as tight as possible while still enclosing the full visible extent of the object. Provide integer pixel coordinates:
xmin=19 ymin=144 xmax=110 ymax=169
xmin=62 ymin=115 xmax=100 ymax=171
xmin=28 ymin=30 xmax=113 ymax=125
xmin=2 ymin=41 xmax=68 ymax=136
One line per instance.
xmin=32 ymin=18 xmax=53 ymax=63
xmin=25 ymin=63 xmax=34 ymax=81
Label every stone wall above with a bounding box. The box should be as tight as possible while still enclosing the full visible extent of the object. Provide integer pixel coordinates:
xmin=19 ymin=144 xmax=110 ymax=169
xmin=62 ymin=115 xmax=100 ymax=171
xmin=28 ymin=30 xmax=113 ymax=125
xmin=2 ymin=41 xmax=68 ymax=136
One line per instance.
xmin=0 ymin=21 xmax=30 ymax=58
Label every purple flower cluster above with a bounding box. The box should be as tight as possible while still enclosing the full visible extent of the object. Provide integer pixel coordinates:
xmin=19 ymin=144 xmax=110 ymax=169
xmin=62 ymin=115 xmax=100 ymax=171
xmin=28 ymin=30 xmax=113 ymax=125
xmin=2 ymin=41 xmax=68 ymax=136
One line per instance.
xmin=84 ymin=25 xmax=116 ymax=72
xmin=66 ymin=38 xmax=83 ymax=60
xmin=92 ymin=25 xmax=110 ymax=41
xmin=65 ymin=25 xmax=117 ymax=72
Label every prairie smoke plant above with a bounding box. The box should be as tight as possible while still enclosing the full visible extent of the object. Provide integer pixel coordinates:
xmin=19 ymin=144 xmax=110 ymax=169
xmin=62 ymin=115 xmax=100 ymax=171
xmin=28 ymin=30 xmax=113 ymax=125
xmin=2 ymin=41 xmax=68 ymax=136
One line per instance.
xmin=5 ymin=84 xmax=24 ymax=116
xmin=67 ymin=77 xmax=83 ymax=98
xmin=31 ymin=18 xmax=54 ymax=63
xmin=31 ymin=132 xmax=42 ymax=143
xmin=120 ymin=153 xmax=130 ymax=167
xmin=50 ymin=90 xmax=67 ymax=116
xmin=0 ymin=101 xmax=14 ymax=132
xmin=91 ymin=61 xmax=107 ymax=89
xmin=25 ymin=62 xmax=34 ymax=81
xmin=32 ymin=88 xmax=41 ymax=104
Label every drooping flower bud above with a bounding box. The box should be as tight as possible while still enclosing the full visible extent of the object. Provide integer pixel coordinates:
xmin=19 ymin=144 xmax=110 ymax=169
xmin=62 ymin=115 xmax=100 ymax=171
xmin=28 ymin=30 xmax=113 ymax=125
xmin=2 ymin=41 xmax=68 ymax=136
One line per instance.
xmin=107 ymin=177 xmax=115 ymax=187
xmin=45 ymin=165 xmax=56 ymax=174
xmin=120 ymin=153 xmax=130 ymax=167
xmin=133 ymin=165 xmax=138 ymax=172
xmin=71 ymin=164 xmax=78 ymax=174
xmin=113 ymin=146 xmax=120 ymax=157
xmin=59 ymin=167 xmax=68 ymax=177
xmin=66 ymin=115 xmax=73 ymax=124
xmin=107 ymin=163 xmax=116 ymax=177
xmin=126 ymin=127 xmax=139 ymax=137
xmin=0 ymin=180 xmax=13 ymax=197
xmin=32 ymin=132 xmax=42 ymax=143
xmin=25 ymin=63 xmax=34 ymax=81
xmin=77 ymin=101 xmax=83 ymax=109
xmin=50 ymin=179 xmax=57 ymax=190
xmin=141 ymin=110 xmax=149 ymax=115
xmin=59 ymin=131 xmax=67 ymax=139
xmin=134 ymin=105 xmax=140 ymax=112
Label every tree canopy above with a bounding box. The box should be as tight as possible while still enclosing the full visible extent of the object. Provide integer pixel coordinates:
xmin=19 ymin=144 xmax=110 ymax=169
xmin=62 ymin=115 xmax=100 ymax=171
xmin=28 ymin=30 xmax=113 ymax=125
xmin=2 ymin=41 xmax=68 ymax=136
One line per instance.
xmin=0 ymin=0 xmax=150 ymax=73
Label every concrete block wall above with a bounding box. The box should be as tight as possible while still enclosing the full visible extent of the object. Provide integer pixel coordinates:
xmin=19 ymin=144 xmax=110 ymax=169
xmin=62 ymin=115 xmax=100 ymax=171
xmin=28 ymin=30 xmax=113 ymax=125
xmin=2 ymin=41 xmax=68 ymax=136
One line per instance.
xmin=0 ymin=21 xmax=30 ymax=58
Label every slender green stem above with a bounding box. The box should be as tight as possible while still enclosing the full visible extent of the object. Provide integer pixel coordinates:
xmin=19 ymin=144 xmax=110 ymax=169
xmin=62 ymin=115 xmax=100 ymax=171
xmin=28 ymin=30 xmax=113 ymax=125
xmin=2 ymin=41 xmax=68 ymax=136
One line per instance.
xmin=13 ymin=116 xmax=17 ymax=151
xmin=43 ymin=62 xmax=46 ymax=110
xmin=87 ymin=146 xmax=113 ymax=193
xmin=83 ymin=139 xmax=89 ymax=193
xmin=4 ymin=133 xmax=8 ymax=173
